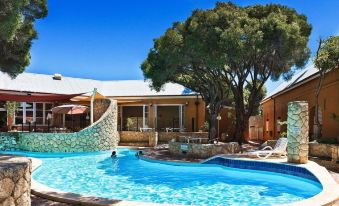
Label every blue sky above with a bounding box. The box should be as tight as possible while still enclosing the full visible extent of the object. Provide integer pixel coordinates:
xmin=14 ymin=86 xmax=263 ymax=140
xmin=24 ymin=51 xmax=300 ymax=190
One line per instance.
xmin=27 ymin=0 xmax=339 ymax=93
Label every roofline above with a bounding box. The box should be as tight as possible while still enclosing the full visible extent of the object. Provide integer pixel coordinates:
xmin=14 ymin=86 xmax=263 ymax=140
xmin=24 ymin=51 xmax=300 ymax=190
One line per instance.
xmin=0 ymin=89 xmax=66 ymax=96
xmin=13 ymin=72 xmax=167 ymax=83
xmin=108 ymin=94 xmax=202 ymax=100
xmin=261 ymin=72 xmax=320 ymax=104
xmin=0 ymin=89 xmax=93 ymax=96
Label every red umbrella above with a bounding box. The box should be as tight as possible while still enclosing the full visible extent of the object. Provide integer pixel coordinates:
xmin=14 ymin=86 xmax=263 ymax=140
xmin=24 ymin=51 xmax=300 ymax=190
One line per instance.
xmin=51 ymin=105 xmax=89 ymax=115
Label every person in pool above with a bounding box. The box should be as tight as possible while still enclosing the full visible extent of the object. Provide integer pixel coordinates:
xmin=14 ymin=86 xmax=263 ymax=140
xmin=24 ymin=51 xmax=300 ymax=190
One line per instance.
xmin=111 ymin=151 xmax=117 ymax=158
xmin=135 ymin=150 xmax=143 ymax=158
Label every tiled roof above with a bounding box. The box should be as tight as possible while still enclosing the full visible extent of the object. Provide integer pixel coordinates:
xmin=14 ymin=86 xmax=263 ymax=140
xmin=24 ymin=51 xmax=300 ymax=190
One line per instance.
xmin=262 ymin=65 xmax=319 ymax=102
xmin=0 ymin=72 xmax=190 ymax=97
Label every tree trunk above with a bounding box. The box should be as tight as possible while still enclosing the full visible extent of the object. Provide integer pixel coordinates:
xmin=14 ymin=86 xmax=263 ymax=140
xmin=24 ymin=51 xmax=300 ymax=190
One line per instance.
xmin=233 ymin=84 xmax=261 ymax=144
xmin=234 ymin=103 xmax=245 ymax=144
xmin=232 ymin=85 xmax=246 ymax=145
xmin=206 ymin=98 xmax=222 ymax=141
xmin=208 ymin=112 xmax=218 ymax=141
xmin=314 ymin=71 xmax=325 ymax=139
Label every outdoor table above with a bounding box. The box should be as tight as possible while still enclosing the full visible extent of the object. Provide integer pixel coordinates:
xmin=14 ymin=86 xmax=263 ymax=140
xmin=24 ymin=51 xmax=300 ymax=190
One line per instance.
xmin=166 ymin=128 xmax=185 ymax=132
xmin=140 ymin=128 xmax=154 ymax=132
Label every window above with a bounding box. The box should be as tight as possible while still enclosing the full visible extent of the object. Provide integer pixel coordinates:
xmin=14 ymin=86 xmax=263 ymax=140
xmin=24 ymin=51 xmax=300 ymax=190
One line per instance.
xmin=14 ymin=102 xmax=53 ymax=125
xmin=35 ymin=103 xmax=44 ymax=124
xmin=25 ymin=102 xmax=34 ymax=123
xmin=0 ymin=102 xmax=6 ymax=128
xmin=44 ymin=103 xmax=53 ymax=125
xmin=15 ymin=103 xmax=24 ymax=124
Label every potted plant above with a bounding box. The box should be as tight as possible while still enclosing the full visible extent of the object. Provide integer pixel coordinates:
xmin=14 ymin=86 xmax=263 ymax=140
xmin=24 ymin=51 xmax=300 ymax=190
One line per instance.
xmin=4 ymin=101 xmax=19 ymax=131
xmin=199 ymin=121 xmax=209 ymax=132
xmin=126 ymin=117 xmax=134 ymax=131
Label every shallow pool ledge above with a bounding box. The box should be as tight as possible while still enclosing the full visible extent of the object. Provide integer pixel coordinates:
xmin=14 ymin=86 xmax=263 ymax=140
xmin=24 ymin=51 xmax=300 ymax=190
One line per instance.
xmin=203 ymin=155 xmax=339 ymax=206
xmin=30 ymin=158 xmax=177 ymax=206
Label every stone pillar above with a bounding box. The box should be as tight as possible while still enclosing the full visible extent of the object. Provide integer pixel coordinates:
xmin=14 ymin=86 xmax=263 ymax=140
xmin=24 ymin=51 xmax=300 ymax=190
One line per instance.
xmin=287 ymin=101 xmax=309 ymax=164
xmin=149 ymin=132 xmax=158 ymax=147
xmin=0 ymin=156 xmax=31 ymax=206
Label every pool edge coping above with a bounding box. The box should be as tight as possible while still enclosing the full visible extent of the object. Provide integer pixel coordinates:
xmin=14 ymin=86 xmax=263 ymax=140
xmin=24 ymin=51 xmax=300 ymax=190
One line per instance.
xmin=30 ymin=155 xmax=339 ymax=206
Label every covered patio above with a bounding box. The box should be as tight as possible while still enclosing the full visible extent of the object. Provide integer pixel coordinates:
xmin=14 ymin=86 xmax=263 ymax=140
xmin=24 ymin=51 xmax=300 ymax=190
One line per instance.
xmin=118 ymin=104 xmax=186 ymax=132
xmin=0 ymin=89 xmax=104 ymax=133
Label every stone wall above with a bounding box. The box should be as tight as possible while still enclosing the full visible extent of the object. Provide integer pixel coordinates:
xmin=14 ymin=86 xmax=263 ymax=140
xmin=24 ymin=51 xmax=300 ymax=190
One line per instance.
xmin=0 ymin=156 xmax=31 ymax=206
xmin=119 ymin=131 xmax=208 ymax=147
xmin=0 ymin=133 xmax=18 ymax=150
xmin=0 ymin=100 xmax=119 ymax=152
xmin=287 ymin=101 xmax=309 ymax=164
xmin=158 ymin=132 xmax=208 ymax=143
xmin=169 ymin=141 xmax=240 ymax=158
xmin=119 ymin=131 xmax=154 ymax=147
xmin=93 ymin=99 xmax=110 ymax=122
xmin=309 ymin=142 xmax=338 ymax=161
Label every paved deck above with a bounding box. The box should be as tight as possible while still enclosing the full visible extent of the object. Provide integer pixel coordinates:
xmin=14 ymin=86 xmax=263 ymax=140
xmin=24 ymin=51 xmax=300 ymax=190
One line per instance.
xmin=32 ymin=194 xmax=71 ymax=206
xmin=328 ymin=171 xmax=339 ymax=206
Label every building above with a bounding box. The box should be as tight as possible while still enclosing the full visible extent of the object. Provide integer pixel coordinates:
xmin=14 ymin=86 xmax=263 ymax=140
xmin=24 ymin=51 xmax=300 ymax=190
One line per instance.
xmin=0 ymin=72 xmax=233 ymax=136
xmin=261 ymin=66 xmax=339 ymax=141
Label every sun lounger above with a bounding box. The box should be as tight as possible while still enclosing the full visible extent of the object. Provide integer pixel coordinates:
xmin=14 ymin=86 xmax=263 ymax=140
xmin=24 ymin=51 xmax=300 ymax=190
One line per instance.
xmin=248 ymin=137 xmax=288 ymax=159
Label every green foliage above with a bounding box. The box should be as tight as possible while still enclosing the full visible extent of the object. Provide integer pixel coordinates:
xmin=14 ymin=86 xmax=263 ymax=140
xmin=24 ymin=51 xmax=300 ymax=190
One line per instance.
xmin=313 ymin=36 xmax=339 ymax=138
xmin=0 ymin=0 xmax=48 ymax=78
xmin=314 ymin=36 xmax=339 ymax=73
xmin=142 ymin=2 xmax=311 ymax=142
xmin=202 ymin=121 xmax=209 ymax=131
xmin=330 ymin=113 xmax=339 ymax=123
xmin=126 ymin=117 xmax=134 ymax=131
xmin=4 ymin=101 xmax=20 ymax=117
xmin=278 ymin=121 xmax=287 ymax=137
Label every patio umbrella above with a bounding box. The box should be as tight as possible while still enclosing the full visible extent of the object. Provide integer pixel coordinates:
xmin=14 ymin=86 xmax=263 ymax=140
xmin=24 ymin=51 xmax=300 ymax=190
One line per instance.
xmin=51 ymin=105 xmax=89 ymax=131
xmin=51 ymin=105 xmax=89 ymax=115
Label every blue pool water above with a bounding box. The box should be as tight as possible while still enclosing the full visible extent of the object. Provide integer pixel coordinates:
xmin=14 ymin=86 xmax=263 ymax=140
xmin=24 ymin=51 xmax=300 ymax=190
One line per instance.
xmin=1 ymin=149 xmax=322 ymax=206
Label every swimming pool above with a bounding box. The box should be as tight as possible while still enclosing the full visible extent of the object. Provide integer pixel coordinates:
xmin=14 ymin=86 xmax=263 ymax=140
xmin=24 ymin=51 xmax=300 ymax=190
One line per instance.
xmin=1 ymin=149 xmax=322 ymax=206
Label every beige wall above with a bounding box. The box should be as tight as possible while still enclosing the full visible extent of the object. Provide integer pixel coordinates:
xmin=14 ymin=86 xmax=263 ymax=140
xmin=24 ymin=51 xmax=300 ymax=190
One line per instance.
xmin=262 ymin=69 xmax=339 ymax=141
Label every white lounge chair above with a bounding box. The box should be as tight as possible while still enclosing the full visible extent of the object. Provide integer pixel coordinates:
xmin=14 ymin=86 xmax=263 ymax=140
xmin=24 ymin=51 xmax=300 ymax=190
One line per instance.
xmin=248 ymin=138 xmax=288 ymax=159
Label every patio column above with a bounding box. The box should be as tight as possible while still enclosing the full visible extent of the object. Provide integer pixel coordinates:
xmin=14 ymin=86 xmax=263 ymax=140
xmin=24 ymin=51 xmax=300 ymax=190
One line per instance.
xmin=90 ymin=88 xmax=97 ymax=125
xmin=287 ymin=101 xmax=309 ymax=164
xmin=22 ymin=102 xmax=27 ymax=124
xmin=153 ymin=104 xmax=157 ymax=129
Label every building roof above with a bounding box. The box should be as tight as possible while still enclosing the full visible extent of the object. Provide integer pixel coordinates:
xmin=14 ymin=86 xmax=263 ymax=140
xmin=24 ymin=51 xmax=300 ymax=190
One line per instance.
xmin=262 ymin=65 xmax=319 ymax=103
xmin=0 ymin=72 xmax=191 ymax=97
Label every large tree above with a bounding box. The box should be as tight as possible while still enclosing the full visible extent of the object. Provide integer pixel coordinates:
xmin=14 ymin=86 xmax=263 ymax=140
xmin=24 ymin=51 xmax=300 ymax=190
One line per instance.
xmin=210 ymin=3 xmax=311 ymax=143
xmin=141 ymin=28 xmax=232 ymax=140
xmin=142 ymin=2 xmax=311 ymax=143
xmin=0 ymin=0 xmax=48 ymax=78
xmin=313 ymin=36 xmax=339 ymax=139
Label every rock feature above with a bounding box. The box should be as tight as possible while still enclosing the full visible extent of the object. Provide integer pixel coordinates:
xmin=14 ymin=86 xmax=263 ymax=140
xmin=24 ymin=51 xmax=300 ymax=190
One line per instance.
xmin=0 ymin=133 xmax=17 ymax=151
xmin=0 ymin=156 xmax=31 ymax=206
xmin=169 ymin=141 xmax=240 ymax=158
xmin=0 ymin=99 xmax=119 ymax=152
xmin=287 ymin=101 xmax=309 ymax=164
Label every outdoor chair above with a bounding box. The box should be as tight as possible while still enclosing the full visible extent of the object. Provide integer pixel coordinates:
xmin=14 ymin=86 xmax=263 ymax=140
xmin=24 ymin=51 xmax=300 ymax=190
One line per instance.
xmin=248 ymin=137 xmax=288 ymax=159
